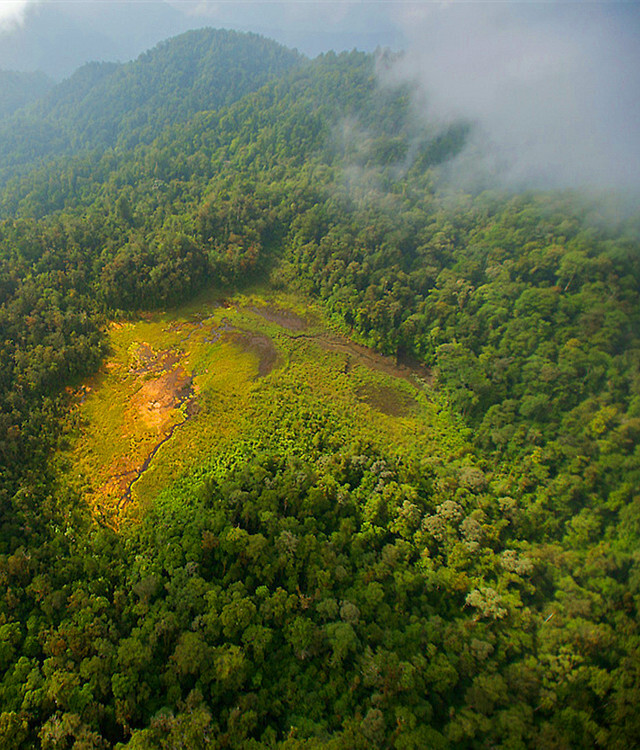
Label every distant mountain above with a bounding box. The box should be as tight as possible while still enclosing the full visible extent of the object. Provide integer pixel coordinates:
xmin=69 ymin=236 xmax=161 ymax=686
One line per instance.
xmin=0 ymin=46 xmax=468 ymax=219
xmin=0 ymin=28 xmax=303 ymax=187
xmin=0 ymin=70 xmax=53 ymax=120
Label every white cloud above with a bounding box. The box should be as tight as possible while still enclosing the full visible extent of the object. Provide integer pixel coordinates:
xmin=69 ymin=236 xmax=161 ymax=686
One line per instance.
xmin=0 ymin=0 xmax=36 ymax=30
xmin=386 ymin=2 xmax=640 ymax=191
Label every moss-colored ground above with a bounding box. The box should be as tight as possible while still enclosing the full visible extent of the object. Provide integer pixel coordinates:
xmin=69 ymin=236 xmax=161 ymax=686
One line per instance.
xmin=61 ymin=286 xmax=453 ymax=527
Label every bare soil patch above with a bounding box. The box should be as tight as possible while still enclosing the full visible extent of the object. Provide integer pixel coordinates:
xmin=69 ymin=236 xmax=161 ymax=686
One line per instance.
xmin=356 ymin=383 xmax=417 ymax=417
xmin=230 ymin=330 xmax=282 ymax=378
xmin=92 ymin=342 xmax=198 ymax=518
xmin=130 ymin=365 xmax=193 ymax=431
xmin=249 ymin=304 xmax=308 ymax=331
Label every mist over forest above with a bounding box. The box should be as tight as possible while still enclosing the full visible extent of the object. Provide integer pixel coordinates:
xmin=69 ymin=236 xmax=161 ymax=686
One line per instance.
xmin=0 ymin=5 xmax=639 ymax=749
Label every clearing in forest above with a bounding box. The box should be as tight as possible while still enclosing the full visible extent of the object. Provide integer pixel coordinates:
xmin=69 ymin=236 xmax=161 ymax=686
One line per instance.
xmin=61 ymin=287 xmax=443 ymax=527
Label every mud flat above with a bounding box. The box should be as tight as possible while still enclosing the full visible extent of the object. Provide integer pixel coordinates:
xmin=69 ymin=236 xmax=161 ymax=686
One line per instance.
xmin=229 ymin=329 xmax=282 ymax=378
xmin=355 ymin=382 xmax=417 ymax=417
xmin=248 ymin=304 xmax=308 ymax=331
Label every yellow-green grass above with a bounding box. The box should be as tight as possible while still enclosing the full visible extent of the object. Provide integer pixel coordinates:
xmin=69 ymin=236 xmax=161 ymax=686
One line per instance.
xmin=61 ymin=286 xmax=457 ymax=526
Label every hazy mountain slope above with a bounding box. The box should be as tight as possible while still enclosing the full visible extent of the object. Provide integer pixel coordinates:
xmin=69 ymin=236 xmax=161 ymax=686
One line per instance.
xmin=0 ymin=28 xmax=303 ymax=187
xmin=0 ymin=48 xmax=467 ymax=219
xmin=0 ymin=70 xmax=53 ymax=120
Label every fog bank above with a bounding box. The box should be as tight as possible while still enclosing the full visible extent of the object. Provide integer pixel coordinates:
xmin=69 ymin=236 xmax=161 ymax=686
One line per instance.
xmin=385 ymin=3 xmax=640 ymax=193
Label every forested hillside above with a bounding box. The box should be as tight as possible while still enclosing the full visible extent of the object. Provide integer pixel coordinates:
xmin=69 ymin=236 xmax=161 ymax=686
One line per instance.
xmin=0 ymin=29 xmax=301 ymax=189
xmin=0 ymin=30 xmax=639 ymax=749
xmin=0 ymin=71 xmax=53 ymax=120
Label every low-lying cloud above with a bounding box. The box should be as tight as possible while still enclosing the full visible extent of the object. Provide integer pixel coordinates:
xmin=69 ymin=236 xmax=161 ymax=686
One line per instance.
xmin=0 ymin=0 xmax=35 ymax=30
xmin=385 ymin=2 xmax=640 ymax=193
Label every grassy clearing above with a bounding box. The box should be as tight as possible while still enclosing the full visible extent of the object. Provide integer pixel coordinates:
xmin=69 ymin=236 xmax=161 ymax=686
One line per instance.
xmin=61 ymin=286 xmax=453 ymax=526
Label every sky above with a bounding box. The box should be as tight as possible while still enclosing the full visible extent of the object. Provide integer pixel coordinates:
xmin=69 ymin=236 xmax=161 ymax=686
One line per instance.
xmin=0 ymin=1 xmax=638 ymax=192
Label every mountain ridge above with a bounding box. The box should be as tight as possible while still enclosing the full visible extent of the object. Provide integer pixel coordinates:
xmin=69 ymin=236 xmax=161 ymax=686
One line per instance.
xmin=0 ymin=28 xmax=304 ymax=189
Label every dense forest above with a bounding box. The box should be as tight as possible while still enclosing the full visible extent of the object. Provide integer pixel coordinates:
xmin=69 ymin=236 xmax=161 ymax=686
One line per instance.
xmin=0 ymin=29 xmax=300 ymax=189
xmin=0 ymin=28 xmax=639 ymax=749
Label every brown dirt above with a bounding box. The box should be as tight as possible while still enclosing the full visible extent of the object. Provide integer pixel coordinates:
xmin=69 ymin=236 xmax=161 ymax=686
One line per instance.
xmin=249 ymin=304 xmax=308 ymax=331
xmin=356 ymin=383 xmax=417 ymax=417
xmin=94 ymin=343 xmax=198 ymax=521
xmin=229 ymin=330 xmax=282 ymax=378
xmin=129 ymin=365 xmax=193 ymax=431
xmin=290 ymin=332 xmax=432 ymax=387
